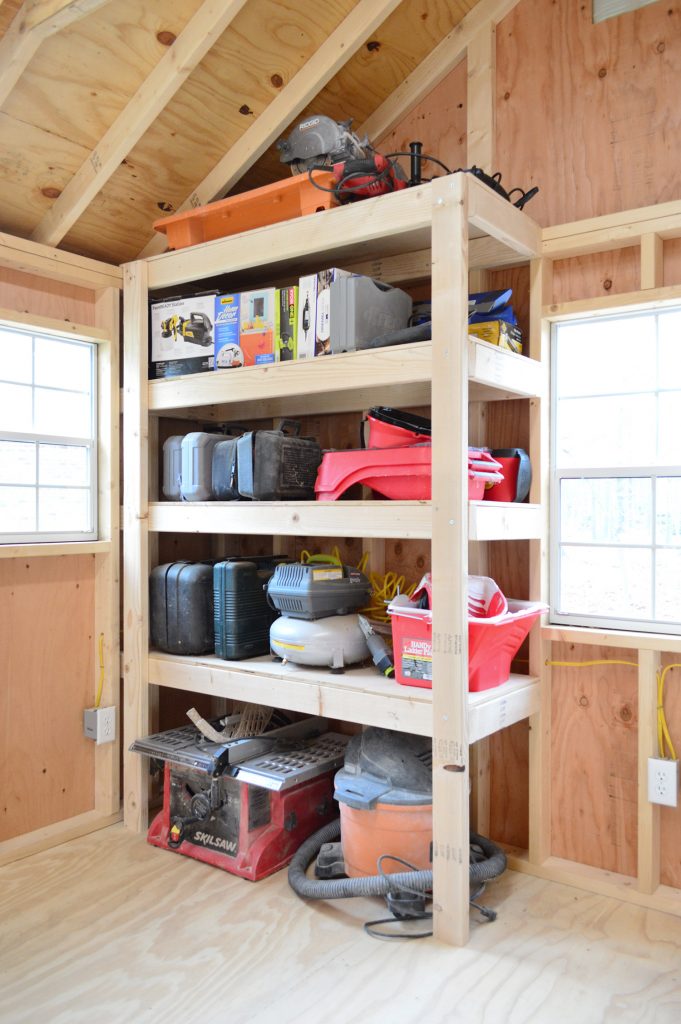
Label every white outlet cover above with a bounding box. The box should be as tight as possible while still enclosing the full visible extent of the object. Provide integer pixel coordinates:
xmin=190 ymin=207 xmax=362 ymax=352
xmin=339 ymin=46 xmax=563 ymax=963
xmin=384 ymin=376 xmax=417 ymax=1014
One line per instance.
xmin=647 ymin=757 xmax=678 ymax=808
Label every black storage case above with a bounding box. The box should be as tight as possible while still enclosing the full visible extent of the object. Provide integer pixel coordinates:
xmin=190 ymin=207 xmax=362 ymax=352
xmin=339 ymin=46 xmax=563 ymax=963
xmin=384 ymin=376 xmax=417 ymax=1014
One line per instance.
xmin=236 ymin=421 xmax=322 ymax=500
xmin=150 ymin=561 xmax=216 ymax=655
xmin=214 ymin=556 xmax=288 ymax=660
xmin=212 ymin=438 xmax=240 ymax=500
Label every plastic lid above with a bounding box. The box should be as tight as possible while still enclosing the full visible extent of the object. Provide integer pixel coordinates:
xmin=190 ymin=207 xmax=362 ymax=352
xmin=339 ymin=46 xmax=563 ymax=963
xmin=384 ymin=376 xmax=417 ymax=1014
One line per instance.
xmin=334 ymin=727 xmax=433 ymax=809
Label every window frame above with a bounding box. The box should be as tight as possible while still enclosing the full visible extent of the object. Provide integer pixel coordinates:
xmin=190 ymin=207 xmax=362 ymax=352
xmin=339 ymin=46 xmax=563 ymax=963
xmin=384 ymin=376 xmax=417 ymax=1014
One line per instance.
xmin=550 ymin=306 xmax=681 ymax=636
xmin=0 ymin=330 xmax=98 ymax=544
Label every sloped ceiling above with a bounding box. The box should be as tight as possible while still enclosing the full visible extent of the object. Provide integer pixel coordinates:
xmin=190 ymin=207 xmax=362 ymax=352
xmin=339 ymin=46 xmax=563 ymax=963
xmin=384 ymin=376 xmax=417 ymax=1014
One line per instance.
xmin=0 ymin=0 xmax=480 ymax=266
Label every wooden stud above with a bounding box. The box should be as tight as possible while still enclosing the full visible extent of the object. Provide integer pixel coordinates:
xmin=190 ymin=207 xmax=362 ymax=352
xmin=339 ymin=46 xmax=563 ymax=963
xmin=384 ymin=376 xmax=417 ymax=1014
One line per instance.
xmin=466 ymin=23 xmax=496 ymax=172
xmin=528 ymin=257 xmax=552 ymax=865
xmin=361 ymin=0 xmax=522 ymax=143
xmin=637 ymin=649 xmax=661 ymax=894
xmin=640 ymin=233 xmax=664 ymax=290
xmin=93 ymin=286 xmax=120 ymax=817
xmin=430 ymin=173 xmax=469 ymax=946
xmin=0 ymin=0 xmax=113 ymax=108
xmin=31 ymin=0 xmax=249 ymax=247
xmin=543 ymin=199 xmax=681 ymax=260
xmin=122 ymin=260 xmax=150 ymax=833
xmin=138 ymin=0 xmax=404 ymax=258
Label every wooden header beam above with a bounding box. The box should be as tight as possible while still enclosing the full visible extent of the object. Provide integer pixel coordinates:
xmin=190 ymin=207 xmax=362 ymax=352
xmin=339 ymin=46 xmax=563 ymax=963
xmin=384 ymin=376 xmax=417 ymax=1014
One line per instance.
xmin=0 ymin=229 xmax=121 ymax=289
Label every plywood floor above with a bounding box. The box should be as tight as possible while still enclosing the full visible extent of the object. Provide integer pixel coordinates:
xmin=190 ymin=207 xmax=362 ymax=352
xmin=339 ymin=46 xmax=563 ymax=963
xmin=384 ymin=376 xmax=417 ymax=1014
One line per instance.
xmin=1 ymin=825 xmax=681 ymax=1024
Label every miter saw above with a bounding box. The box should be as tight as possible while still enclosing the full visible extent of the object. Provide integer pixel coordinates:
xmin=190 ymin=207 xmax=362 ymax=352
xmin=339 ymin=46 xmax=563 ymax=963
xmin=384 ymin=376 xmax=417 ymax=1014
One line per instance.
xmin=276 ymin=115 xmax=407 ymax=202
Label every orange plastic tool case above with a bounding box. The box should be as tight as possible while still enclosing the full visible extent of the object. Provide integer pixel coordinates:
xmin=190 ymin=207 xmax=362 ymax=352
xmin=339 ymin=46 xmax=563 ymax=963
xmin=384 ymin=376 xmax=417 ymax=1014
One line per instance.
xmin=153 ymin=171 xmax=339 ymax=250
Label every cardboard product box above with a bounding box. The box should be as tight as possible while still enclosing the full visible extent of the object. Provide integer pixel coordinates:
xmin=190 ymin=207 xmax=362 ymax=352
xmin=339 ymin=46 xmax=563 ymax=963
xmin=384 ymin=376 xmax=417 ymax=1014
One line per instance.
xmin=239 ymin=288 xmax=275 ymax=365
xmin=275 ymin=287 xmax=298 ymax=362
xmin=214 ymin=293 xmax=244 ymax=369
xmin=297 ymin=268 xmax=353 ymax=358
xmin=468 ymin=320 xmax=523 ymax=354
xmin=149 ymin=294 xmax=216 ymax=379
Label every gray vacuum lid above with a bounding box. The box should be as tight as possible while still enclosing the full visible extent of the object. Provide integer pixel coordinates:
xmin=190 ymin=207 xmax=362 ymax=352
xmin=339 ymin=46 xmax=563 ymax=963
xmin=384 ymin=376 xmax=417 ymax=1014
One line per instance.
xmin=334 ymin=727 xmax=432 ymax=809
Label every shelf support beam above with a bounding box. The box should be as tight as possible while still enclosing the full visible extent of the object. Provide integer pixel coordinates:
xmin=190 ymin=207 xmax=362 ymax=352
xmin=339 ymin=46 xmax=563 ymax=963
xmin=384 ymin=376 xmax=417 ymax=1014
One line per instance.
xmin=431 ymin=173 xmax=470 ymax=946
xmin=123 ymin=259 xmax=151 ymax=833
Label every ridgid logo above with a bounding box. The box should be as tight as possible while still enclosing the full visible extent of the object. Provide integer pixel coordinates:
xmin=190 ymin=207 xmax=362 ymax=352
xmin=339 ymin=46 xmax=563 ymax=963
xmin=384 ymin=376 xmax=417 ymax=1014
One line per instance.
xmin=193 ymin=831 xmax=237 ymax=854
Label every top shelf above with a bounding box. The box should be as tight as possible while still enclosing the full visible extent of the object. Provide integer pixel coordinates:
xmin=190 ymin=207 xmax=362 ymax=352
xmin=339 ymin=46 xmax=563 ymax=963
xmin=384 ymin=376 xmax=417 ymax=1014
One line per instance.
xmin=145 ymin=176 xmax=541 ymax=291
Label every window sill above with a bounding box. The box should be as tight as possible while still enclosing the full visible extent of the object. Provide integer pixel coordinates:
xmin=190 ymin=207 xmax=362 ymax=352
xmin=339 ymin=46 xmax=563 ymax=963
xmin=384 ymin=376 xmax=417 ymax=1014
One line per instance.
xmin=542 ymin=623 xmax=681 ymax=654
xmin=0 ymin=540 xmax=111 ymax=559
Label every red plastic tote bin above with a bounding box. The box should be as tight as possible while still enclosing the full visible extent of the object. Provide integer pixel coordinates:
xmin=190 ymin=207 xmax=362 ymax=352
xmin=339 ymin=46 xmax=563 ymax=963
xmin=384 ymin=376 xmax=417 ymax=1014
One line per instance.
xmin=388 ymin=576 xmax=546 ymax=692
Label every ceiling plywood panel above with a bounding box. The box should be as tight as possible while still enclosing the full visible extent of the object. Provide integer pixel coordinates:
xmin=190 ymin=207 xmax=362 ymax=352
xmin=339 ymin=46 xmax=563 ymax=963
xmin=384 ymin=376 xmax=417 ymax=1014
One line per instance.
xmin=232 ymin=0 xmax=476 ymax=193
xmin=62 ymin=0 xmax=357 ymax=261
xmin=0 ymin=111 xmax=90 ymax=237
xmin=4 ymin=1 xmax=204 ymax=149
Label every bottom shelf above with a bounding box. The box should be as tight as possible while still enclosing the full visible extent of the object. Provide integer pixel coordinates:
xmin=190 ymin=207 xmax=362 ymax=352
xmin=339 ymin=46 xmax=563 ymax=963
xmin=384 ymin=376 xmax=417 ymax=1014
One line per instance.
xmin=147 ymin=652 xmax=540 ymax=742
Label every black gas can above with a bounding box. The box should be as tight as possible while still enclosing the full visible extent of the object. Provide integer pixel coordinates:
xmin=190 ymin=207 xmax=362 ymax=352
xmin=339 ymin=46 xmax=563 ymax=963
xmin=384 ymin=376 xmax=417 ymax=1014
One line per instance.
xmin=150 ymin=561 xmax=216 ymax=655
xmin=236 ymin=423 xmax=322 ymax=500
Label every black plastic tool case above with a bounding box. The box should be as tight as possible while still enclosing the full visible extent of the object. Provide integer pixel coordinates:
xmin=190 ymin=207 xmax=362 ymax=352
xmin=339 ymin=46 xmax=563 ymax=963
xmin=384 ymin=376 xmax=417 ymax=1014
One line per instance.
xmin=150 ymin=561 xmax=217 ymax=655
xmin=236 ymin=424 xmax=322 ymax=500
xmin=214 ymin=556 xmax=288 ymax=660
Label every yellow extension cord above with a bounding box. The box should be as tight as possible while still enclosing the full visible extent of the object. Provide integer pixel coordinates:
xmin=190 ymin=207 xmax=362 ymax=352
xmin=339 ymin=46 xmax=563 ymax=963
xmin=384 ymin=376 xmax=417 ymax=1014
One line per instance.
xmin=547 ymin=656 xmax=679 ymax=762
xmin=95 ymin=633 xmax=104 ymax=709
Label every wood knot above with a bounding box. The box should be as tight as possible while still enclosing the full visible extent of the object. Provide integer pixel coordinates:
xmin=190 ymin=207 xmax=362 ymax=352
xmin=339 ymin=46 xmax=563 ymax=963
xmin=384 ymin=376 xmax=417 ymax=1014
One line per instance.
xmin=270 ymin=73 xmax=283 ymax=88
xmin=156 ymin=201 xmax=173 ymax=212
xmin=239 ymin=104 xmax=254 ymax=116
xmin=156 ymin=30 xmax=176 ymax=47
xmin=366 ymin=40 xmax=381 ymax=52
xmin=504 ymin=91 xmax=511 ymax=100
xmin=41 ymin=186 xmax=61 ymax=199
xmin=579 ymin=695 xmax=589 ymax=708
xmin=603 ymin=278 xmax=612 ymax=291
xmin=656 ymin=40 xmax=666 ymax=53
xmin=620 ymin=704 xmax=633 ymax=723
xmin=598 ymin=67 xmax=607 ymax=79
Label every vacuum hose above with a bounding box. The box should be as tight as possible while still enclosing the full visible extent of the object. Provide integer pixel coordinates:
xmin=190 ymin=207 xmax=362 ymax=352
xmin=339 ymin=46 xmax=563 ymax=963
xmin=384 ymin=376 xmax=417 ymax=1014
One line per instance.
xmin=287 ymin=819 xmax=506 ymax=900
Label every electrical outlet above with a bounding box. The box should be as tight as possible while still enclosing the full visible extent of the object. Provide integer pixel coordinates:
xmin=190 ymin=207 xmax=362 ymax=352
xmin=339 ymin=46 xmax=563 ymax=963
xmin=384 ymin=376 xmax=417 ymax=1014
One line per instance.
xmin=647 ymin=757 xmax=678 ymax=807
xmin=83 ymin=706 xmax=116 ymax=745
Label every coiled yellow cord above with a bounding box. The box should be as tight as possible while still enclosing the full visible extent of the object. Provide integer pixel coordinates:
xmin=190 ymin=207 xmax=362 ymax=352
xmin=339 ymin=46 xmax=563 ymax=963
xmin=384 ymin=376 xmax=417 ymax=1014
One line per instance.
xmin=657 ymin=664 xmax=681 ymax=761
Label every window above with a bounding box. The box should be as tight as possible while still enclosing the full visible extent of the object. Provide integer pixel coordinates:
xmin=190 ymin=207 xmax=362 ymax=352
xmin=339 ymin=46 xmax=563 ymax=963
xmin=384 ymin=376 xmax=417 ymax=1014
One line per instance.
xmin=551 ymin=306 xmax=681 ymax=634
xmin=592 ymin=0 xmax=658 ymax=23
xmin=0 ymin=327 xmax=97 ymax=543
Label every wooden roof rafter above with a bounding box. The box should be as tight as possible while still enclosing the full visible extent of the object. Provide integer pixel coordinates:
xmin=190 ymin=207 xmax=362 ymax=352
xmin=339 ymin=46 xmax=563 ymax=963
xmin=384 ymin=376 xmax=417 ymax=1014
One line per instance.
xmin=0 ymin=0 xmax=114 ymax=107
xmin=30 ymin=0 xmax=249 ymax=247
xmin=137 ymin=0 xmax=404 ymax=259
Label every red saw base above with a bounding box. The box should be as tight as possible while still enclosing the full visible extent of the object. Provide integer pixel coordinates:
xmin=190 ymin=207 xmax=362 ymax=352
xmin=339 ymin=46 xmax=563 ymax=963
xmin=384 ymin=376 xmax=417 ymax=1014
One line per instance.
xmin=148 ymin=761 xmax=337 ymax=881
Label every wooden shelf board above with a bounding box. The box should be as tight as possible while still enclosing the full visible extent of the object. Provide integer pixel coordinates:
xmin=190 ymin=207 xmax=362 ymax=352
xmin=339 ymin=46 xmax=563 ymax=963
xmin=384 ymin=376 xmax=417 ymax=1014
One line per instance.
xmin=149 ymin=499 xmax=431 ymax=539
xmin=146 ymin=179 xmax=540 ymax=292
xmin=468 ymin=674 xmax=540 ymax=744
xmin=149 ymin=499 xmax=541 ymax=541
xmin=149 ymin=340 xmax=541 ymax=416
xmin=468 ymin=501 xmax=542 ymax=541
xmin=148 ymin=652 xmax=537 ymax=743
xmin=149 ymin=342 xmax=431 ymax=415
xmin=468 ymin=337 xmax=543 ymax=401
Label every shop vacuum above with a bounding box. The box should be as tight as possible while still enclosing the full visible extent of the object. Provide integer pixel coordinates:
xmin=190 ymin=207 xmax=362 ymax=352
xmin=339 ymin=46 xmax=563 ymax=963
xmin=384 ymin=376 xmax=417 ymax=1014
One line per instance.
xmin=287 ymin=728 xmax=507 ymax=938
xmin=131 ymin=715 xmax=348 ymax=881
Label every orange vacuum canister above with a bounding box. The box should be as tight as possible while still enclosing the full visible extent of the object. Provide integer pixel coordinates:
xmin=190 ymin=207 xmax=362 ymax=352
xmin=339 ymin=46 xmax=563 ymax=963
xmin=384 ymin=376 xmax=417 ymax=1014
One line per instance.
xmin=334 ymin=728 xmax=433 ymax=877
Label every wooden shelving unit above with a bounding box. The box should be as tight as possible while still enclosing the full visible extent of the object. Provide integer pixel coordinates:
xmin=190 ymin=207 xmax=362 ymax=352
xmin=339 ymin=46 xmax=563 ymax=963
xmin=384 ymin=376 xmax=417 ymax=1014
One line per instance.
xmin=123 ymin=173 xmax=543 ymax=946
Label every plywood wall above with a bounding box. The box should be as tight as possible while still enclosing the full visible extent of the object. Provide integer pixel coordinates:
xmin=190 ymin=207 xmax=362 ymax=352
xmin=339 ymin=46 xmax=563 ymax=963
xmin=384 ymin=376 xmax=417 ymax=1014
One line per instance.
xmin=0 ymin=268 xmax=103 ymax=842
xmin=0 ymin=556 xmax=95 ymax=840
